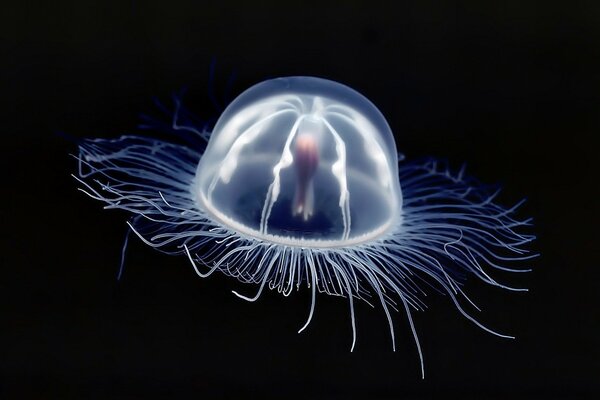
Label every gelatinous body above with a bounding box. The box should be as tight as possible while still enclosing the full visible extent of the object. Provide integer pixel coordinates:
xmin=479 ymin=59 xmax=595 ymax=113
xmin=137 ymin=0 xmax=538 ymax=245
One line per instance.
xmin=195 ymin=77 xmax=400 ymax=247
xmin=74 ymin=76 xmax=536 ymax=378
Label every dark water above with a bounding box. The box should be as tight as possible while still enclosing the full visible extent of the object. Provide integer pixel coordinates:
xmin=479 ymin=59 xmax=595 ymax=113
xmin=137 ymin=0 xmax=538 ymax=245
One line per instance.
xmin=2 ymin=1 xmax=598 ymax=398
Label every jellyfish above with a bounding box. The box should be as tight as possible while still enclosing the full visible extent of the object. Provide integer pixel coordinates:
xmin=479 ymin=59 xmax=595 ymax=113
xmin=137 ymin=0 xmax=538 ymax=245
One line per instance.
xmin=74 ymin=76 xmax=536 ymax=377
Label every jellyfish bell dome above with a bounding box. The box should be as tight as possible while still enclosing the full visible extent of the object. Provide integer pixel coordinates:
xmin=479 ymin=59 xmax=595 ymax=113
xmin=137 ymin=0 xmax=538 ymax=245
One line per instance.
xmin=194 ymin=76 xmax=403 ymax=247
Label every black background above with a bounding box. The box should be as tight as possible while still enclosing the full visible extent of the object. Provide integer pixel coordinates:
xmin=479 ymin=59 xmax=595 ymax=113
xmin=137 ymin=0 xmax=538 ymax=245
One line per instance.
xmin=2 ymin=1 xmax=598 ymax=399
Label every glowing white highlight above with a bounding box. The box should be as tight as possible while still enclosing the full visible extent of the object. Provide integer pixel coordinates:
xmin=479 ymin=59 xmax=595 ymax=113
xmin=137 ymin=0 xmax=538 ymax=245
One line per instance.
xmin=259 ymin=115 xmax=305 ymax=234
xmin=321 ymin=118 xmax=351 ymax=241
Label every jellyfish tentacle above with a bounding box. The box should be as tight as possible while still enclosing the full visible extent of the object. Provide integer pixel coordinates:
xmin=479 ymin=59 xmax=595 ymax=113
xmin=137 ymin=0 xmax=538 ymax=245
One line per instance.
xmin=298 ymin=251 xmax=317 ymax=334
xmin=183 ymin=244 xmax=222 ymax=278
xmin=328 ymin=260 xmax=358 ymax=352
xmin=117 ymin=218 xmax=137 ymax=281
xmin=231 ymin=246 xmax=278 ymax=302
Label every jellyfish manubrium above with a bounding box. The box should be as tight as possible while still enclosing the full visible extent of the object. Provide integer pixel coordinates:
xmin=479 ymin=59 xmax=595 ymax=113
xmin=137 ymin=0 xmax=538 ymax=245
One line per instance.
xmin=75 ymin=76 xmax=536 ymax=377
